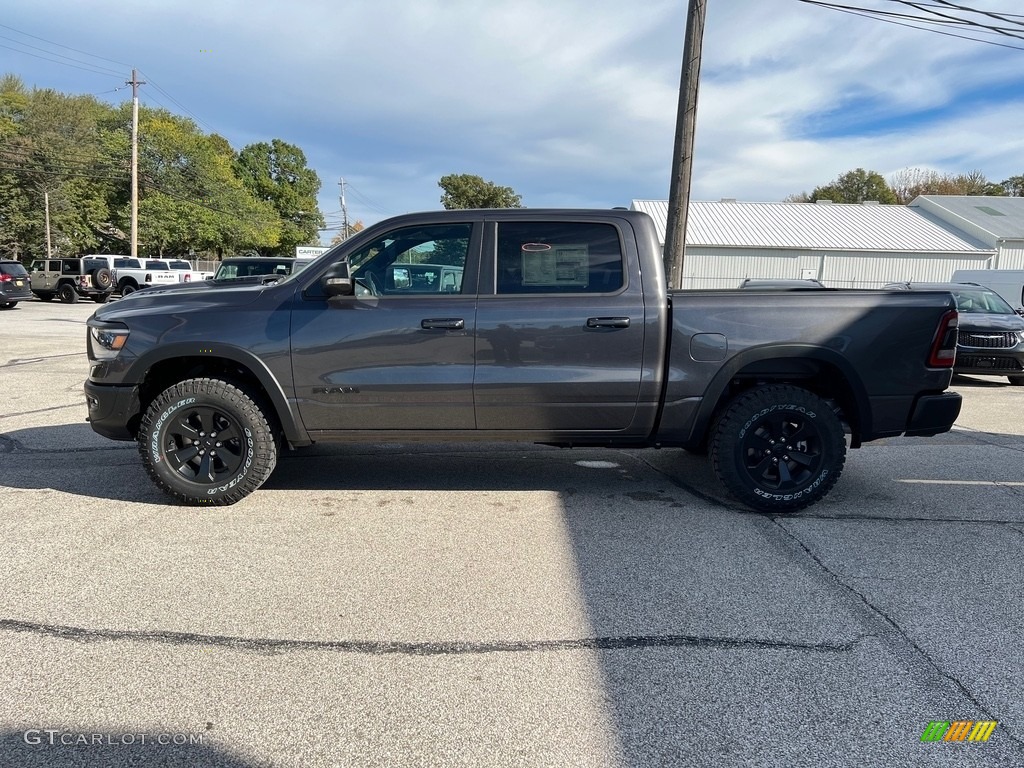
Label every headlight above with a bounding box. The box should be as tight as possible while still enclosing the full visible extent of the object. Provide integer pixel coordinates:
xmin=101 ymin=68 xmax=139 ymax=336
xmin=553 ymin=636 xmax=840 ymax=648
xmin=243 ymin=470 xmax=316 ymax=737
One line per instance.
xmin=89 ymin=325 xmax=130 ymax=361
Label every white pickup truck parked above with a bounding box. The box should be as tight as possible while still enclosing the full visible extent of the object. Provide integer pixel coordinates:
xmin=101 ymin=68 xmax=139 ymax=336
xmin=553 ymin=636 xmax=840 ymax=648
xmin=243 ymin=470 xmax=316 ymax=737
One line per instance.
xmin=111 ymin=258 xmax=179 ymax=295
xmin=167 ymin=259 xmax=214 ymax=283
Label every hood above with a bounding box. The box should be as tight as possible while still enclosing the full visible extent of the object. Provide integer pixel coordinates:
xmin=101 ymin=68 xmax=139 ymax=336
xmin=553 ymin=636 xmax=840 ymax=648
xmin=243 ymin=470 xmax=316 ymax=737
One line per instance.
xmin=93 ymin=279 xmax=277 ymax=322
xmin=958 ymin=313 xmax=1024 ymax=333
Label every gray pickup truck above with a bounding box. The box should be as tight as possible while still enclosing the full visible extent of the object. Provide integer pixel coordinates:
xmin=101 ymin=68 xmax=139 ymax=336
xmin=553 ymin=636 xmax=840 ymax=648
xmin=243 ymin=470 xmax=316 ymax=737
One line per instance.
xmin=84 ymin=209 xmax=961 ymax=511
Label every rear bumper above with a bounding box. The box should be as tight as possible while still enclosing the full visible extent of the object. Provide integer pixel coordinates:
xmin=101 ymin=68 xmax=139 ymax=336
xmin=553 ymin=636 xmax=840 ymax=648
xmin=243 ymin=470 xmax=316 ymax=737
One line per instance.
xmin=84 ymin=380 xmax=140 ymax=441
xmin=905 ymin=391 xmax=962 ymax=436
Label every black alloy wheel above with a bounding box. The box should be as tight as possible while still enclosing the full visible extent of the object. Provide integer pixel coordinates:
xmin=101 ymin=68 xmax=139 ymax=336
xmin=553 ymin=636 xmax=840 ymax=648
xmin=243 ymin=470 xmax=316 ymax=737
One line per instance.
xmin=711 ymin=384 xmax=846 ymax=513
xmin=139 ymin=378 xmax=278 ymax=505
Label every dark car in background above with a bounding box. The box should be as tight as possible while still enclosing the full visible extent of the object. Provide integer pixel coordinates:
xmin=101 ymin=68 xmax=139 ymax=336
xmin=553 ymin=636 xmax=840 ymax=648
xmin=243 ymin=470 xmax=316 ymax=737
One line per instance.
xmin=885 ymin=281 xmax=1024 ymax=386
xmin=0 ymin=260 xmax=32 ymax=308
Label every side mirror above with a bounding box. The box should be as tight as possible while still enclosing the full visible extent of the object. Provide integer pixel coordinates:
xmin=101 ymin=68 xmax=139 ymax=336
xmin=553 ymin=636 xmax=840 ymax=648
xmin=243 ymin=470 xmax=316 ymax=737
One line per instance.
xmin=322 ymin=261 xmax=354 ymax=297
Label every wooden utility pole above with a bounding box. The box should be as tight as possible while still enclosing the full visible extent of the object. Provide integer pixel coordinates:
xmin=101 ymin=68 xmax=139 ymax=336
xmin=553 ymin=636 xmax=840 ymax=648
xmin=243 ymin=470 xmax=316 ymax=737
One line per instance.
xmin=127 ymin=68 xmax=145 ymax=257
xmin=663 ymin=0 xmax=707 ymax=290
xmin=44 ymin=190 xmax=52 ymax=257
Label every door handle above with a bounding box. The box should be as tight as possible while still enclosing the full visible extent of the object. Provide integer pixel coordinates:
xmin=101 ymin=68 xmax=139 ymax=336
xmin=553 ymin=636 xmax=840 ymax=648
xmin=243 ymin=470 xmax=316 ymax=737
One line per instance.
xmin=421 ymin=318 xmax=465 ymax=330
xmin=586 ymin=317 xmax=630 ymax=329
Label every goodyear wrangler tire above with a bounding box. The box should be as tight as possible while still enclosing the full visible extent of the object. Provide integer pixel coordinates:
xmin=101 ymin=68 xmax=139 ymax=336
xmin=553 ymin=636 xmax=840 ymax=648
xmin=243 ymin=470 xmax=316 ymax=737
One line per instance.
xmin=710 ymin=384 xmax=845 ymax=513
xmin=139 ymin=378 xmax=278 ymax=505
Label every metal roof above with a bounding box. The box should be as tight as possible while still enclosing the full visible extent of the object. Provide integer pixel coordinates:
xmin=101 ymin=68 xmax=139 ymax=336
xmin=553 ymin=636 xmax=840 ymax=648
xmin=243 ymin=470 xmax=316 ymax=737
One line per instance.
xmin=630 ymin=199 xmax=992 ymax=254
xmin=909 ymin=195 xmax=1024 ymax=240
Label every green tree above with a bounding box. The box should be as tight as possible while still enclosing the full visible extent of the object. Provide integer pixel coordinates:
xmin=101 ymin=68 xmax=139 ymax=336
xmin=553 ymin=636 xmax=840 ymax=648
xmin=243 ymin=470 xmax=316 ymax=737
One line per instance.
xmin=438 ymin=173 xmax=522 ymax=209
xmin=235 ymin=139 xmax=324 ymax=255
xmin=137 ymin=109 xmax=279 ymax=257
xmin=1000 ymin=174 xmax=1024 ymax=197
xmin=811 ymin=168 xmax=897 ymax=204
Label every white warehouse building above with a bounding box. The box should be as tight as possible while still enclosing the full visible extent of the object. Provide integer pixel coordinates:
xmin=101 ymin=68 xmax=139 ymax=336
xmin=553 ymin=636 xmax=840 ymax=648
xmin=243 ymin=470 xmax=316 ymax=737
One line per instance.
xmin=630 ymin=199 xmax=996 ymax=289
xmin=910 ymin=195 xmax=1024 ymax=270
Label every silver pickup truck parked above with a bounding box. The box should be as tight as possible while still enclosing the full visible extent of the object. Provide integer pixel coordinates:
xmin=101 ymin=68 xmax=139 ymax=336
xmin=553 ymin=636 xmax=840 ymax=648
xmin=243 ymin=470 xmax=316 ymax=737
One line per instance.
xmin=84 ymin=209 xmax=962 ymax=512
xmin=111 ymin=258 xmax=179 ymax=295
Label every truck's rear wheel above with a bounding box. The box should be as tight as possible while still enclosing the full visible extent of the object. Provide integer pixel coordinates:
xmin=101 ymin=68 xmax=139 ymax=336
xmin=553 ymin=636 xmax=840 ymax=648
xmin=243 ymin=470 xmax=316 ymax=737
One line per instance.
xmin=710 ymin=384 xmax=845 ymax=513
xmin=58 ymin=283 xmax=79 ymax=304
xmin=139 ymin=378 xmax=278 ymax=505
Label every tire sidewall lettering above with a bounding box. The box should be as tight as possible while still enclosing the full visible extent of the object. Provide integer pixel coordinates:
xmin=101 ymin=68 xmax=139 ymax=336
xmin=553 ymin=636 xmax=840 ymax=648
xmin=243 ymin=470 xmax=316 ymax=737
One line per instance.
xmin=738 ymin=404 xmax=816 ymax=439
xmin=207 ymin=428 xmax=254 ymax=495
xmin=150 ymin=397 xmax=197 ymax=465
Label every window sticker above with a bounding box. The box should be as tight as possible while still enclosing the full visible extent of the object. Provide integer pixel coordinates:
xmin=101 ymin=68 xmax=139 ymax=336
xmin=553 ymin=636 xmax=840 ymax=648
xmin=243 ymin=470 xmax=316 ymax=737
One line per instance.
xmin=521 ymin=244 xmax=589 ymax=287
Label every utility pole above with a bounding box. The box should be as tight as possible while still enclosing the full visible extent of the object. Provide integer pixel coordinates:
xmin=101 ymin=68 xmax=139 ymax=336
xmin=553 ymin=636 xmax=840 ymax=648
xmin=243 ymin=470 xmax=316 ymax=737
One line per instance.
xmin=339 ymin=177 xmax=349 ymax=240
xmin=663 ymin=0 xmax=707 ymax=290
xmin=44 ymin=190 xmax=52 ymax=257
xmin=127 ymin=68 xmax=145 ymax=258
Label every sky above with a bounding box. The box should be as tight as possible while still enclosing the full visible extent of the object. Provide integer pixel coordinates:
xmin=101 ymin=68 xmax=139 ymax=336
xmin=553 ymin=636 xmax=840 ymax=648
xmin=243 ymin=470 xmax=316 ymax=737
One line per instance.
xmin=3 ymin=0 xmax=1024 ymax=240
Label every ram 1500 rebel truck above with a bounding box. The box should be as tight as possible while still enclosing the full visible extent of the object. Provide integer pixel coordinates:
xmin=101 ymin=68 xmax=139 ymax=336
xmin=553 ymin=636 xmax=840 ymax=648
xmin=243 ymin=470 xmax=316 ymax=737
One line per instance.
xmin=84 ymin=209 xmax=962 ymax=511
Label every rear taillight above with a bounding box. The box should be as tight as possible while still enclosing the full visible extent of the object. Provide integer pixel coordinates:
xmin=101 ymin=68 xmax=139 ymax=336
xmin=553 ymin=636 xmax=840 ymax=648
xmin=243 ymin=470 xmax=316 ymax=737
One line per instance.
xmin=928 ymin=309 xmax=958 ymax=368
xmin=184 ymin=273 xmax=191 ymax=282
xmin=78 ymin=275 xmax=88 ymax=289
xmin=0 ymin=273 xmax=11 ymax=282
xmin=145 ymin=273 xmax=153 ymax=283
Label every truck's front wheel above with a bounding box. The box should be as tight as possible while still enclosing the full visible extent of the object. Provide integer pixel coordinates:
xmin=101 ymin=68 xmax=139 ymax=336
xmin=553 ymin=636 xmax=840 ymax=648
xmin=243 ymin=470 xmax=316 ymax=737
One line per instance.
xmin=710 ymin=384 xmax=845 ymax=513
xmin=139 ymin=378 xmax=278 ymax=505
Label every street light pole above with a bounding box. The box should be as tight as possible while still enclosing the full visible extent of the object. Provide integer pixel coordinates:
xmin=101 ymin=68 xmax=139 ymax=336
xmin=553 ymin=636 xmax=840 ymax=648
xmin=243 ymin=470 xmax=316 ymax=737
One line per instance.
xmin=663 ymin=0 xmax=707 ymax=290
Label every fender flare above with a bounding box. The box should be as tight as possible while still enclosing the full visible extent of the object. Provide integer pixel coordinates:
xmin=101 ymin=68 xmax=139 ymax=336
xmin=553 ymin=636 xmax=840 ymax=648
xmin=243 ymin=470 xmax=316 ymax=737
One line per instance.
xmin=688 ymin=343 xmax=871 ymax=446
xmin=127 ymin=342 xmax=311 ymax=446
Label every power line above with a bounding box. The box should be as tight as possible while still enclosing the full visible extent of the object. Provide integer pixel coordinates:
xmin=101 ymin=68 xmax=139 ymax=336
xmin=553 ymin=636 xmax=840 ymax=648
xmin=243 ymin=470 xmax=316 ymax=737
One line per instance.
xmin=796 ymin=0 xmax=1024 ymax=49
xmin=0 ymin=42 xmax=124 ymax=78
xmin=138 ymin=71 xmax=218 ymax=134
xmin=0 ymin=22 xmax=132 ymax=68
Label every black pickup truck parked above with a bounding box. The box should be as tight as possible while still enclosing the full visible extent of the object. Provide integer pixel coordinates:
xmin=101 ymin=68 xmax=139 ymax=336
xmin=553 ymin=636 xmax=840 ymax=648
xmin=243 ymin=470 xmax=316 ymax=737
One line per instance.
xmin=84 ymin=209 xmax=961 ymax=511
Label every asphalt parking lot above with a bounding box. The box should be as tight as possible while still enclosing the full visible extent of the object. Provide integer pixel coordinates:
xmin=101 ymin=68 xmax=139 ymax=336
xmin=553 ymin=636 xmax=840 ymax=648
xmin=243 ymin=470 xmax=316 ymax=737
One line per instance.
xmin=1 ymin=298 xmax=1023 ymax=767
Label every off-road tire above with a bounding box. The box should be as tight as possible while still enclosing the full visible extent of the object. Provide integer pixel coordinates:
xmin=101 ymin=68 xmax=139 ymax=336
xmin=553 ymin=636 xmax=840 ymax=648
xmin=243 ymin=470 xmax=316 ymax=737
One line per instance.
xmin=91 ymin=268 xmax=113 ymax=290
xmin=139 ymin=378 xmax=279 ymax=506
xmin=119 ymin=280 xmax=138 ymax=296
xmin=58 ymin=283 xmax=79 ymax=304
xmin=710 ymin=384 xmax=846 ymax=513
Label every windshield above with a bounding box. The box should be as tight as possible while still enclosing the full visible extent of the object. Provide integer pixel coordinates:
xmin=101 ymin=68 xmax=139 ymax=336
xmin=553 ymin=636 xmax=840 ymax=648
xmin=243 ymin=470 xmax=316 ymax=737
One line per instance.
xmin=951 ymin=289 xmax=1015 ymax=315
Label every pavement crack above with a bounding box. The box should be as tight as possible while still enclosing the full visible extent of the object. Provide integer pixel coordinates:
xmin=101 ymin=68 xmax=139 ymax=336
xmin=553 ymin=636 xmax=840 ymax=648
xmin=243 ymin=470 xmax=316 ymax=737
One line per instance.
xmin=622 ymin=452 xmax=742 ymax=511
xmin=1 ymin=352 xmax=83 ymax=368
xmin=0 ymin=434 xmax=134 ymax=454
xmin=771 ymin=518 xmax=1023 ymax=749
xmin=0 ymin=618 xmax=860 ymax=657
xmin=0 ymin=403 xmax=83 ymax=421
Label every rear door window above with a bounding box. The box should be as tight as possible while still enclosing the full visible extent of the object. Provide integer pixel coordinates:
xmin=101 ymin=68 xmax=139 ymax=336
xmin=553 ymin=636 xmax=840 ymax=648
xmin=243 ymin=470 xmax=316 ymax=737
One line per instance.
xmin=0 ymin=262 xmax=28 ymax=277
xmin=494 ymin=222 xmax=624 ymax=294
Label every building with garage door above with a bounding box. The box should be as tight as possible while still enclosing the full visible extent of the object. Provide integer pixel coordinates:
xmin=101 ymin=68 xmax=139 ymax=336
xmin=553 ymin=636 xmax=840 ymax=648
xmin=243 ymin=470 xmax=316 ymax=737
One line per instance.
xmin=630 ymin=199 xmax=994 ymax=289
xmin=909 ymin=195 xmax=1024 ymax=270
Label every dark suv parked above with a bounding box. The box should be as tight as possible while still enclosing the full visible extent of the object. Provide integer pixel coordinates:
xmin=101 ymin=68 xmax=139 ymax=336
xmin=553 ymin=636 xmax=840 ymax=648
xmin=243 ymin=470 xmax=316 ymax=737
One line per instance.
xmin=0 ymin=260 xmax=32 ymax=308
xmin=28 ymin=257 xmax=115 ymax=304
xmin=885 ymin=282 xmax=1024 ymax=385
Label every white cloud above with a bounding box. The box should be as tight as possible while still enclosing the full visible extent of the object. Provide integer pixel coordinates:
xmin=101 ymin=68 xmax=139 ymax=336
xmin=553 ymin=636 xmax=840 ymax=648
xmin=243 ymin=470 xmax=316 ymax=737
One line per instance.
xmin=3 ymin=0 xmax=1024 ymax=225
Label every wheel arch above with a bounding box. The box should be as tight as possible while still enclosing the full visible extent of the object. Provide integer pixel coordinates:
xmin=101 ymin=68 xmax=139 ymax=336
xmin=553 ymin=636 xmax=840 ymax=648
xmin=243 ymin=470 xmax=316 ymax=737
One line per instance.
xmin=690 ymin=344 xmax=870 ymax=448
xmin=128 ymin=345 xmax=310 ymax=447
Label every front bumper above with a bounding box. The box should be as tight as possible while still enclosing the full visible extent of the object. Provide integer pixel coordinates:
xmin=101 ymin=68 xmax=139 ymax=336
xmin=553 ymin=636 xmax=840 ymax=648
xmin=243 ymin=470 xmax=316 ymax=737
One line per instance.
xmin=84 ymin=380 xmax=141 ymax=441
xmin=905 ymin=391 xmax=963 ymax=437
